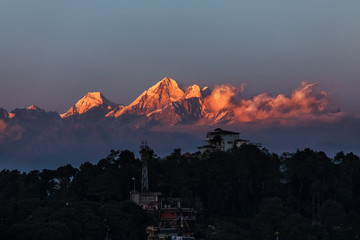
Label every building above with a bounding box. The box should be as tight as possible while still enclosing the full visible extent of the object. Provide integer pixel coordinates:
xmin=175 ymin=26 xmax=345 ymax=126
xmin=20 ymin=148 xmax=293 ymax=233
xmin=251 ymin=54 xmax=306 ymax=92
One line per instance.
xmin=130 ymin=145 xmax=197 ymax=239
xmin=130 ymin=191 xmax=161 ymax=211
xmin=158 ymin=198 xmax=197 ymax=237
xmin=130 ymin=144 xmax=161 ymax=211
xmin=197 ymin=128 xmax=249 ymax=154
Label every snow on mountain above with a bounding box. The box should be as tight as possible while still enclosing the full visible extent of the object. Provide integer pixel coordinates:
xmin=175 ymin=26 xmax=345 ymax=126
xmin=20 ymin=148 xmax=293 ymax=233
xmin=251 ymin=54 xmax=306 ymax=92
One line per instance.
xmin=0 ymin=76 xmax=356 ymax=170
xmin=2 ymin=78 xmax=231 ymax=127
xmin=13 ymin=105 xmax=46 ymax=114
xmin=10 ymin=105 xmax=60 ymax=123
xmin=142 ymin=84 xmax=207 ymax=126
xmin=105 ymin=78 xmax=231 ymax=126
xmin=61 ymin=92 xmax=119 ymax=118
xmin=106 ymin=77 xmax=184 ymax=117
xmin=201 ymin=86 xmax=211 ymax=98
xmin=207 ymin=109 xmax=235 ymax=125
xmin=183 ymin=85 xmax=202 ymax=99
xmin=26 ymin=105 xmax=41 ymax=110
xmin=105 ymin=105 xmax=125 ymax=118
xmin=146 ymin=97 xmax=205 ymax=126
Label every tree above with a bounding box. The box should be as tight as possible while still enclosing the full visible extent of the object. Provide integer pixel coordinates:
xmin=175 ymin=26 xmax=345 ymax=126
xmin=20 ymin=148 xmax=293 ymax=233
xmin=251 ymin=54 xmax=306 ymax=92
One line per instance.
xmin=283 ymin=149 xmax=336 ymax=218
xmin=281 ymin=214 xmax=313 ymax=240
xmin=101 ymin=201 xmax=147 ymax=240
xmin=254 ymin=197 xmax=288 ymax=240
xmin=318 ymin=200 xmax=347 ymax=231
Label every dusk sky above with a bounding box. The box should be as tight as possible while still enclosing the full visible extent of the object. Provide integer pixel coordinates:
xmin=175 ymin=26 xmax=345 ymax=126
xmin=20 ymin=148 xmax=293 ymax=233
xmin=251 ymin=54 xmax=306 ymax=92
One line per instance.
xmin=2 ymin=2 xmax=360 ymax=236
xmin=1 ymin=1 xmax=360 ymax=114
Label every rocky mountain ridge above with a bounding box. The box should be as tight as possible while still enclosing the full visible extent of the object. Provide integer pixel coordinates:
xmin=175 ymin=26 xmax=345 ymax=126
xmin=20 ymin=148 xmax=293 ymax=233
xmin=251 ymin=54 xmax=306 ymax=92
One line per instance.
xmin=1 ymin=77 xmax=230 ymax=127
xmin=0 ymin=77 xmax=223 ymax=168
xmin=0 ymin=77 xmax=351 ymax=170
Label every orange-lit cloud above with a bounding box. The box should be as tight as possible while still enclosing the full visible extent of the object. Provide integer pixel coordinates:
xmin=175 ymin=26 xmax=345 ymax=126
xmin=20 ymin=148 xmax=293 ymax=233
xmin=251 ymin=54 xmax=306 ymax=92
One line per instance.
xmin=204 ymin=84 xmax=245 ymax=113
xmin=204 ymin=81 xmax=342 ymax=125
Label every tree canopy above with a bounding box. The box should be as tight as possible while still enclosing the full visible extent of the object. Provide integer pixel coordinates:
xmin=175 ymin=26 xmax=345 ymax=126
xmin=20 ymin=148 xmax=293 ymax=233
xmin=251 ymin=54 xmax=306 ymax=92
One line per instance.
xmin=0 ymin=146 xmax=359 ymax=239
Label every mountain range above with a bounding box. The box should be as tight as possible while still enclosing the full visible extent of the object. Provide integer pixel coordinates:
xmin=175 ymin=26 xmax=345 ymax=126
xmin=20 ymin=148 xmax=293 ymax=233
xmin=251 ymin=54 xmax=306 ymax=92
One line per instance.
xmin=0 ymin=77 xmax=359 ymax=170
xmin=0 ymin=77 xmax=232 ymax=169
xmin=56 ymin=77 xmax=228 ymax=126
xmin=1 ymin=77 xmax=234 ymax=128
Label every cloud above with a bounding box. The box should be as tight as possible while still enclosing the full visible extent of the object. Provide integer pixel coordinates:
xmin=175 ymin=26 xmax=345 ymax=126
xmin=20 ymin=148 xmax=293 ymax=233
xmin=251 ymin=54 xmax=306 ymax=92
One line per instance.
xmin=0 ymin=120 xmax=23 ymax=143
xmin=0 ymin=120 xmax=7 ymax=142
xmin=204 ymin=81 xmax=342 ymax=125
xmin=204 ymin=84 xmax=245 ymax=113
xmin=0 ymin=120 xmax=6 ymax=132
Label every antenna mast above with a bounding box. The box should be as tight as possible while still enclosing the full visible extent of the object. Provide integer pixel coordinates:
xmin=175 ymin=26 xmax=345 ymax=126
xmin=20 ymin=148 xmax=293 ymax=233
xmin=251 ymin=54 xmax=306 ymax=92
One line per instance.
xmin=140 ymin=141 xmax=149 ymax=192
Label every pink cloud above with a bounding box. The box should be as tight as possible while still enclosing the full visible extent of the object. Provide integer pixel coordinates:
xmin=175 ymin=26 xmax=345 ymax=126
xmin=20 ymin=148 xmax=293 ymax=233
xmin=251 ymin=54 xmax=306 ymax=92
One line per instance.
xmin=203 ymin=81 xmax=342 ymax=125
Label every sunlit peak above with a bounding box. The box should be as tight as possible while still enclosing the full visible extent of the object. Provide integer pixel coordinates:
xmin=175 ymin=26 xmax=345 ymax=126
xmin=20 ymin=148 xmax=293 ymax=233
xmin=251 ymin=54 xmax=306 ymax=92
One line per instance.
xmin=26 ymin=105 xmax=39 ymax=110
xmin=184 ymin=85 xmax=201 ymax=99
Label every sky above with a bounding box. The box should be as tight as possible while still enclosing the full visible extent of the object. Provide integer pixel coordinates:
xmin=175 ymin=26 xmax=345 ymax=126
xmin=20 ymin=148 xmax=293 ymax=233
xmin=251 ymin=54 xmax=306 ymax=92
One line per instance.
xmin=1 ymin=1 xmax=360 ymax=114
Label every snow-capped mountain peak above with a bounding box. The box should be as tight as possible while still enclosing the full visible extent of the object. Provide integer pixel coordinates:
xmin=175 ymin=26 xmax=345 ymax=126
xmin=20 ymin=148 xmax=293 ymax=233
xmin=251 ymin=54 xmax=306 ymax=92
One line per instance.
xmin=146 ymin=77 xmax=184 ymax=101
xmin=184 ymin=85 xmax=202 ymax=99
xmin=74 ymin=92 xmax=106 ymax=111
xmin=26 ymin=105 xmax=41 ymax=111
xmin=130 ymin=77 xmax=184 ymax=111
xmin=107 ymin=77 xmax=185 ymax=117
xmin=61 ymin=92 xmax=118 ymax=118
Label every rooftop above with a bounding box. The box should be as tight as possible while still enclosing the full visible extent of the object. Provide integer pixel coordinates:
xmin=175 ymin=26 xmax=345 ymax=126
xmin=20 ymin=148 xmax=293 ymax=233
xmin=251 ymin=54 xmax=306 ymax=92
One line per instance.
xmin=207 ymin=128 xmax=239 ymax=135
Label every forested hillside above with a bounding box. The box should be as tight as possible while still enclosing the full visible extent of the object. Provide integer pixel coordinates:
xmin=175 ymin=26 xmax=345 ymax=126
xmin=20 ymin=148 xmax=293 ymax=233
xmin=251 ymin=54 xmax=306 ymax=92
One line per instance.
xmin=0 ymin=145 xmax=359 ymax=239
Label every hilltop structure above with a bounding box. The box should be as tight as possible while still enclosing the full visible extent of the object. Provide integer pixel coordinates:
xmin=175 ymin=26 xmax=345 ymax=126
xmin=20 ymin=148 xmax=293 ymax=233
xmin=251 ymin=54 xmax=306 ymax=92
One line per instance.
xmin=130 ymin=144 xmax=161 ymax=211
xmin=197 ymin=128 xmax=249 ymax=153
xmin=130 ymin=145 xmax=197 ymax=239
xmin=158 ymin=198 xmax=197 ymax=237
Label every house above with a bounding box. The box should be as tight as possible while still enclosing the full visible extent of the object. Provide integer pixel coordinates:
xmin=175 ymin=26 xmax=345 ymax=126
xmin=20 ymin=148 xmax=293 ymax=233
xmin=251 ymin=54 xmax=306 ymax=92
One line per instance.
xmin=130 ymin=191 xmax=161 ymax=211
xmin=197 ymin=128 xmax=249 ymax=153
xmin=158 ymin=198 xmax=197 ymax=236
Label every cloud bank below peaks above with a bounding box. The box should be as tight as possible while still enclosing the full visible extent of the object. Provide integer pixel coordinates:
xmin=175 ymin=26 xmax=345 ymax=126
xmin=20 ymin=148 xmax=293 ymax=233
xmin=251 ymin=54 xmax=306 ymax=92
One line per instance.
xmin=203 ymin=81 xmax=343 ymax=126
xmin=0 ymin=120 xmax=23 ymax=143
